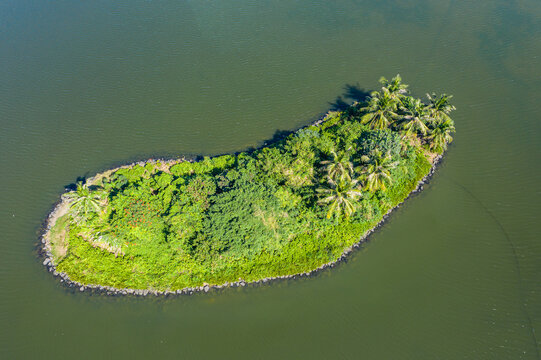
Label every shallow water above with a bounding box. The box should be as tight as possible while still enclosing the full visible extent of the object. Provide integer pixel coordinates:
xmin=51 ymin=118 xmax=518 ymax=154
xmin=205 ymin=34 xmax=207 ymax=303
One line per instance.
xmin=1 ymin=0 xmax=540 ymax=358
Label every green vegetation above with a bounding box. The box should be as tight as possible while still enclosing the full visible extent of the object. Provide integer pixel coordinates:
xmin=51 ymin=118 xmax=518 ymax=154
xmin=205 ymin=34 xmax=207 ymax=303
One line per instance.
xmin=49 ymin=75 xmax=456 ymax=291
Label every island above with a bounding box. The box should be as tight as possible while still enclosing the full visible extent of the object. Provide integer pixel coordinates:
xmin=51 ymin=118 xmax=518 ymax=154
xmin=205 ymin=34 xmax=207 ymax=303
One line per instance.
xmin=41 ymin=75 xmax=456 ymax=295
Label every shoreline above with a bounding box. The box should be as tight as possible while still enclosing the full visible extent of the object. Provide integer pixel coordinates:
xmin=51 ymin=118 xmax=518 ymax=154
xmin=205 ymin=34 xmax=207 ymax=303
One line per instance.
xmin=38 ymin=145 xmax=444 ymax=296
xmin=38 ymin=110 xmax=338 ymax=294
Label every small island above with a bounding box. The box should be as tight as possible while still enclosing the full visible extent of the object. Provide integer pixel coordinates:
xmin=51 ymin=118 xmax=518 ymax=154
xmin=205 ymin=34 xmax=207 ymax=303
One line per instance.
xmin=42 ymin=75 xmax=456 ymax=295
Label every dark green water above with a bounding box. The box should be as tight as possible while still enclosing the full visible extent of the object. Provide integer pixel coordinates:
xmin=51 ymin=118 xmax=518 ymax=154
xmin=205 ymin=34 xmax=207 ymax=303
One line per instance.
xmin=1 ymin=0 xmax=540 ymax=358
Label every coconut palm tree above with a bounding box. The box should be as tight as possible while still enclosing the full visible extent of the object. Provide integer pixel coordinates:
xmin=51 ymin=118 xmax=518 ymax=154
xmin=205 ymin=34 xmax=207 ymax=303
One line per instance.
xmin=360 ymin=90 xmax=399 ymax=130
xmin=320 ymin=148 xmax=354 ymax=182
xmin=63 ymin=182 xmax=107 ymax=223
xmin=317 ymin=177 xmax=363 ymax=219
xmin=426 ymin=93 xmax=456 ymax=122
xmin=427 ymin=118 xmax=456 ymax=151
xmin=399 ymin=96 xmax=430 ymax=136
xmin=359 ymin=151 xmax=398 ymax=192
xmin=379 ymin=74 xmax=409 ymax=101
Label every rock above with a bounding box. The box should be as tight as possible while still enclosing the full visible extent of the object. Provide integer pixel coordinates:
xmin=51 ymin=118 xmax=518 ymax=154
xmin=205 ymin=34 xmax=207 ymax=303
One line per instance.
xmin=43 ymin=258 xmax=50 ymax=266
xmin=204 ymin=285 xmax=209 ymax=292
xmin=80 ymin=286 xmax=84 ymax=291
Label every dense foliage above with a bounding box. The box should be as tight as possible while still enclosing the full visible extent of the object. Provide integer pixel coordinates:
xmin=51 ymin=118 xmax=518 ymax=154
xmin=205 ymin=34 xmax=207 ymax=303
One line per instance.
xmin=51 ymin=76 xmax=456 ymax=290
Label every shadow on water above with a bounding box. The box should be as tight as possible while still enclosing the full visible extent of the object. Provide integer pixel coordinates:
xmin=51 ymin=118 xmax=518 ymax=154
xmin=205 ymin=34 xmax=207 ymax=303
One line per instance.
xmin=265 ymin=129 xmax=292 ymax=145
xmin=329 ymin=84 xmax=372 ymax=111
xmin=61 ymin=84 xmax=375 ymax=187
xmin=64 ymin=176 xmax=88 ymax=191
xmin=270 ymin=83 xmax=373 ymax=145
xmin=240 ymin=84 xmax=373 ymax=153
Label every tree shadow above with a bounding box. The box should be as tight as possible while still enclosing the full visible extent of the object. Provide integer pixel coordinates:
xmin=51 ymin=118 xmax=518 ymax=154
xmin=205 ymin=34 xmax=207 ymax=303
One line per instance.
xmin=268 ymin=129 xmax=291 ymax=144
xmin=260 ymin=84 xmax=374 ymax=149
xmin=64 ymin=176 xmax=87 ymax=191
xmin=344 ymin=84 xmax=371 ymax=102
xmin=59 ymin=82 xmax=376 ymax=185
xmin=329 ymin=96 xmax=350 ymax=111
xmin=329 ymin=84 xmax=371 ymax=111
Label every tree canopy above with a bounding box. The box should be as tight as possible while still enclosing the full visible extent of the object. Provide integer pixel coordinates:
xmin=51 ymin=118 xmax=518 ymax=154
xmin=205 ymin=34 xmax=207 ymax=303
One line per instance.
xmin=49 ymin=75 xmax=456 ymax=291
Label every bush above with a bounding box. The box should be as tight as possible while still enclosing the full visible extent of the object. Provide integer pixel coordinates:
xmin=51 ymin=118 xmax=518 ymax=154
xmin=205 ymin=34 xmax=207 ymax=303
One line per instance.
xmin=52 ymin=78 xmax=449 ymax=291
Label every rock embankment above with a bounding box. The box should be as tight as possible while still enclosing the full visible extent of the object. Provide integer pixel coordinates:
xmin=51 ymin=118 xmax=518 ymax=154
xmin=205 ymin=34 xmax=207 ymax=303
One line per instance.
xmin=38 ymin=150 xmax=443 ymax=297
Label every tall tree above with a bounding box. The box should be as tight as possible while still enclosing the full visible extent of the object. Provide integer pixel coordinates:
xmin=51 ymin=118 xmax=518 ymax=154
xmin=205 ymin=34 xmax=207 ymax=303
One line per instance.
xmin=399 ymin=96 xmax=430 ymax=136
xmin=360 ymin=90 xmax=399 ymax=130
xmin=427 ymin=118 xmax=456 ymax=151
xmin=63 ymin=182 xmax=107 ymax=223
xmin=320 ymin=148 xmax=354 ymax=182
xmin=360 ymin=151 xmax=398 ymax=192
xmin=379 ymin=74 xmax=409 ymax=101
xmin=317 ymin=177 xmax=363 ymax=219
xmin=426 ymin=93 xmax=456 ymax=122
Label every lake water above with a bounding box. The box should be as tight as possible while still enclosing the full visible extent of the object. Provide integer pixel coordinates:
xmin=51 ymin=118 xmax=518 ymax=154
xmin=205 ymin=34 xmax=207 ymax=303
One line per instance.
xmin=1 ymin=0 xmax=540 ymax=358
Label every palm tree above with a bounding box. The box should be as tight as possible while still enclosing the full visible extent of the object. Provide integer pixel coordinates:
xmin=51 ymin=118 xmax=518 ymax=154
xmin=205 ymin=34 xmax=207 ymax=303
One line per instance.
xmin=320 ymin=148 xmax=354 ymax=182
xmin=426 ymin=93 xmax=456 ymax=122
xmin=360 ymin=90 xmax=399 ymax=130
xmin=379 ymin=74 xmax=408 ymax=101
xmin=427 ymin=118 xmax=456 ymax=151
xmin=317 ymin=177 xmax=363 ymax=219
xmin=63 ymin=182 xmax=107 ymax=223
xmin=399 ymin=96 xmax=430 ymax=136
xmin=359 ymin=151 xmax=398 ymax=192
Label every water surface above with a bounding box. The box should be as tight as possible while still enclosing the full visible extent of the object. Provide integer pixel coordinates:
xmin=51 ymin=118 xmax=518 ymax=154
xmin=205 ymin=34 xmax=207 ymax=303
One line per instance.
xmin=1 ymin=0 xmax=540 ymax=358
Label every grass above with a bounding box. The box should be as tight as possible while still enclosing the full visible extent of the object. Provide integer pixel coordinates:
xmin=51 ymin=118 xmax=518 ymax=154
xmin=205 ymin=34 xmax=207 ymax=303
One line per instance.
xmin=46 ymin=76 xmax=453 ymax=292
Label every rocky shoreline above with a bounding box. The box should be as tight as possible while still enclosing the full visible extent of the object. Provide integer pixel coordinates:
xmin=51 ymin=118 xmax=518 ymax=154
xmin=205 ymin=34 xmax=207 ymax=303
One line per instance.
xmin=38 ymin=110 xmax=445 ymax=297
